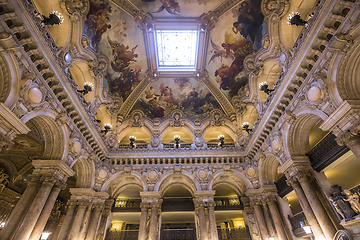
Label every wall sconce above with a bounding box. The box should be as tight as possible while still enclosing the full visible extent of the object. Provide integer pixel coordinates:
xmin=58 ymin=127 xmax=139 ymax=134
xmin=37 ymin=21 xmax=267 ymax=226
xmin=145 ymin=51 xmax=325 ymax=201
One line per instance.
xmin=242 ymin=122 xmax=252 ymax=134
xmin=174 ymin=135 xmax=180 ymax=149
xmin=218 ymin=134 xmax=225 ymax=148
xmin=41 ymin=231 xmax=52 ymax=240
xmin=101 ymin=123 xmax=111 ymax=135
xmin=0 ymin=222 xmax=5 ymax=228
xmin=287 ymin=12 xmax=307 ymax=26
xmin=147 ymin=23 xmax=153 ymax=31
xmin=259 ymin=82 xmax=274 ymax=95
xmin=268 ymin=237 xmax=274 ymax=240
xmin=129 ymin=135 xmax=136 ymax=149
xmin=41 ymin=11 xmax=64 ymax=25
xmin=77 ymin=82 xmax=93 ymax=95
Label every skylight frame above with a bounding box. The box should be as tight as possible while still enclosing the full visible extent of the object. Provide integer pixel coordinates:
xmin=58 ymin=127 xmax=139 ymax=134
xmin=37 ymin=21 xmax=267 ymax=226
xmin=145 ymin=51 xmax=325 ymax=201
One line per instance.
xmin=154 ymin=29 xmax=199 ymax=72
xmin=142 ymin=18 xmax=209 ymax=78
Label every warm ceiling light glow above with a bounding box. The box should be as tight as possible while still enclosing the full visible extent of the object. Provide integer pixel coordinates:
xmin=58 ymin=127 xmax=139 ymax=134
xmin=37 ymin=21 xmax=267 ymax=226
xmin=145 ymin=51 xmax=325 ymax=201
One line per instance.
xmin=41 ymin=231 xmax=52 ymax=240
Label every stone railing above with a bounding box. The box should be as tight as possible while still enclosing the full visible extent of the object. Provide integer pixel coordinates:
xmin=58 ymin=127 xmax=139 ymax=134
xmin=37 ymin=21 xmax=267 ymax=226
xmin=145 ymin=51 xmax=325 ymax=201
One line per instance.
xmin=288 ymin=212 xmax=307 ymax=237
xmin=110 ymin=156 xmax=244 ymax=165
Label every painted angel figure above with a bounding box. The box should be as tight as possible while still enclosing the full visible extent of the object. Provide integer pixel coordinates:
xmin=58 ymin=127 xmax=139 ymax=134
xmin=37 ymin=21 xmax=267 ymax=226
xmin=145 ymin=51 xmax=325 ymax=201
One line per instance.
xmin=208 ymin=39 xmax=234 ymax=64
xmin=344 ymin=189 xmax=360 ymax=214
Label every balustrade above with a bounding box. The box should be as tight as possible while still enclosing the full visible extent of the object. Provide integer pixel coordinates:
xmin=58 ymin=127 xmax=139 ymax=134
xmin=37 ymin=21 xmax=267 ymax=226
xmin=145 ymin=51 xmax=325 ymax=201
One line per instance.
xmin=111 ymin=156 xmax=243 ymax=165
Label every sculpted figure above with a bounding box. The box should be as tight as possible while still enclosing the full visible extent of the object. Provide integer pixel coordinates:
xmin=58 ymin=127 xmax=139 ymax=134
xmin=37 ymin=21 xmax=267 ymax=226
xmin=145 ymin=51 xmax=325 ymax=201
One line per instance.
xmin=330 ymin=185 xmax=356 ymax=221
xmin=343 ymin=189 xmax=360 ymax=214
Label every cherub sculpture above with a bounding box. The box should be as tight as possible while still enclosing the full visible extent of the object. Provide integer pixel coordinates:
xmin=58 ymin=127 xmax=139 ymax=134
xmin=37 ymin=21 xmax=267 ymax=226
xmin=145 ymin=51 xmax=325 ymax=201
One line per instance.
xmin=343 ymin=189 xmax=360 ymax=214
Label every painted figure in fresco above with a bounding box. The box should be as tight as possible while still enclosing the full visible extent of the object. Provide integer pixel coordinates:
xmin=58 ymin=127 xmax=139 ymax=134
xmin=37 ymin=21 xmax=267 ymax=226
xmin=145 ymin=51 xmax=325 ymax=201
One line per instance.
xmin=152 ymin=0 xmax=181 ymax=15
xmin=208 ymin=39 xmax=235 ymax=64
xmin=214 ymin=40 xmax=252 ymax=97
xmin=86 ymin=2 xmax=112 ymax=47
xmin=136 ymin=78 xmax=220 ymax=119
xmin=232 ymin=0 xmax=264 ymax=49
xmin=108 ymin=36 xmax=138 ymax=72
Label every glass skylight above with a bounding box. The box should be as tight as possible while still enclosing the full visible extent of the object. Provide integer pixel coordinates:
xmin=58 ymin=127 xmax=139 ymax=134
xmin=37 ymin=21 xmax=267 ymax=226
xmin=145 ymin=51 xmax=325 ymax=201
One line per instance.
xmin=155 ymin=30 xmax=198 ymax=71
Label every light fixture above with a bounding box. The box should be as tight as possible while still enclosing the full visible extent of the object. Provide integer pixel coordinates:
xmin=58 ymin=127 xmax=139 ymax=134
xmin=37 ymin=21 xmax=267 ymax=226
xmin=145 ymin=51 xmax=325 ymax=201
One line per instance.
xmin=200 ymin=24 xmax=206 ymax=32
xmin=41 ymin=11 xmax=64 ymax=25
xmin=41 ymin=231 xmax=52 ymax=240
xmin=218 ymin=134 xmax=225 ymax=148
xmin=129 ymin=135 xmax=136 ymax=149
xmin=259 ymin=82 xmax=274 ymax=95
xmin=174 ymin=135 xmax=181 ymax=149
xmin=147 ymin=23 xmax=153 ymax=31
xmin=268 ymin=237 xmax=274 ymax=240
xmin=300 ymin=221 xmax=312 ymax=234
xmin=242 ymin=122 xmax=252 ymax=134
xmin=0 ymin=222 xmax=5 ymax=228
xmin=287 ymin=12 xmax=307 ymax=26
xmin=77 ymin=82 xmax=93 ymax=95
xmin=101 ymin=123 xmax=112 ymax=135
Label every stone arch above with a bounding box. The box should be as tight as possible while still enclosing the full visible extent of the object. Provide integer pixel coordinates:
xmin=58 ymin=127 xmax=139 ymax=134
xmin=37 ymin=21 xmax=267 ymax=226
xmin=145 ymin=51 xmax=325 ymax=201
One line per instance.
xmin=0 ymin=157 xmax=18 ymax=184
xmin=155 ymin=171 xmax=200 ymax=197
xmin=336 ymin=36 xmax=360 ymax=101
xmin=71 ymin=157 xmax=95 ymax=188
xmin=0 ymin=53 xmax=13 ymax=105
xmin=258 ymin=153 xmax=282 ymax=185
xmin=286 ymin=112 xmax=324 ymax=157
xmin=21 ymin=113 xmax=65 ymax=160
xmin=209 ymin=170 xmax=253 ymax=196
xmin=100 ymin=171 xmax=146 ymax=198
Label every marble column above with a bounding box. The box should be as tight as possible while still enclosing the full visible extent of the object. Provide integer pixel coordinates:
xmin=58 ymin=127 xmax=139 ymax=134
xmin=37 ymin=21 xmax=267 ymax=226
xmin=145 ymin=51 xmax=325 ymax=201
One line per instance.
xmin=208 ymin=203 xmax=219 ymax=240
xmin=1 ymin=177 xmax=39 ymax=240
xmin=267 ymin=199 xmax=288 ymax=240
xmin=148 ymin=203 xmax=161 ymax=240
xmin=262 ymin=201 xmax=276 ymax=239
xmin=57 ymin=201 xmax=77 ymax=240
xmin=68 ymin=202 xmax=88 ymax=240
xmin=85 ymin=204 xmax=104 ymax=240
xmin=197 ymin=205 xmax=207 ymax=240
xmin=96 ymin=199 xmax=114 ymax=240
xmin=138 ymin=203 xmax=149 ymax=240
xmin=290 ymin=180 xmax=326 ymax=240
xmin=297 ymin=175 xmax=336 ymax=240
xmin=29 ymin=186 xmax=62 ymax=240
xmin=13 ymin=179 xmax=55 ymax=240
xmin=79 ymin=203 xmax=93 ymax=240
xmin=343 ymin=135 xmax=360 ymax=161
xmin=253 ymin=203 xmax=269 ymax=240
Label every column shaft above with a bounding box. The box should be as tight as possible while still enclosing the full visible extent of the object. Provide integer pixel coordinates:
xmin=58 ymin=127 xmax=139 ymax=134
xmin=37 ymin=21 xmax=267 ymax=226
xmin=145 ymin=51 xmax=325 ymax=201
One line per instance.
xmin=267 ymin=200 xmax=288 ymax=240
xmin=68 ymin=204 xmax=87 ymax=240
xmin=138 ymin=206 xmax=149 ymax=240
xmin=79 ymin=204 xmax=93 ymax=240
xmin=13 ymin=181 xmax=54 ymax=240
xmin=57 ymin=203 xmax=77 ymax=240
xmin=208 ymin=206 xmax=218 ymax=240
xmin=96 ymin=210 xmax=111 ymax=240
xmin=262 ymin=203 xmax=276 ymax=238
xmin=29 ymin=186 xmax=61 ymax=240
xmin=197 ymin=206 xmax=207 ymax=240
xmin=291 ymin=181 xmax=325 ymax=240
xmin=298 ymin=176 xmax=336 ymax=240
xmin=253 ymin=204 xmax=269 ymax=240
xmin=85 ymin=206 xmax=103 ymax=240
xmin=1 ymin=181 xmax=39 ymax=240
xmin=148 ymin=205 xmax=160 ymax=240
xmin=346 ymin=136 xmax=360 ymax=161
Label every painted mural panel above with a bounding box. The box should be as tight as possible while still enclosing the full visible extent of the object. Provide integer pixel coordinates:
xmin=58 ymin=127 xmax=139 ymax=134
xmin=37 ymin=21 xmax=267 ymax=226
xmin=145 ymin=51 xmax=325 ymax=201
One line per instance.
xmin=207 ymin=0 xmax=265 ymax=100
xmin=85 ymin=0 xmax=147 ymax=101
xmin=133 ymin=77 xmax=220 ymax=119
xmin=129 ymin=0 xmax=222 ymax=17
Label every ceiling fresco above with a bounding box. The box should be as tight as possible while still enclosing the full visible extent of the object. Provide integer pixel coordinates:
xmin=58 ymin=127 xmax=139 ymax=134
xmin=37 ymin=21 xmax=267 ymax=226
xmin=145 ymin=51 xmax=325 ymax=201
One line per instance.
xmin=130 ymin=0 xmax=222 ymax=17
xmin=85 ymin=0 xmax=147 ymax=101
xmin=133 ymin=77 xmax=220 ymax=119
xmin=84 ymin=0 xmax=265 ymax=120
xmin=207 ymin=0 xmax=265 ymax=100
